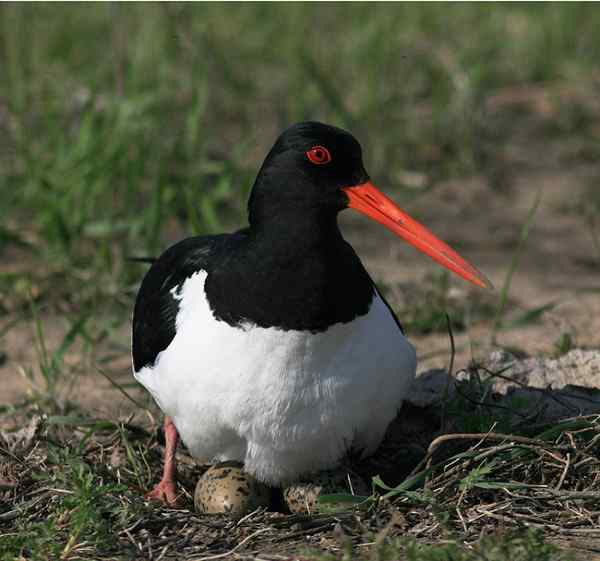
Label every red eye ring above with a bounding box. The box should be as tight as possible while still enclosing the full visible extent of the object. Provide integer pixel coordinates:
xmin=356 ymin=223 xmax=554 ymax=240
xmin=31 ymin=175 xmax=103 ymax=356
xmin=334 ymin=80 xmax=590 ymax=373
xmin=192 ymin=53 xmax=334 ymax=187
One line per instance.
xmin=306 ymin=145 xmax=332 ymax=165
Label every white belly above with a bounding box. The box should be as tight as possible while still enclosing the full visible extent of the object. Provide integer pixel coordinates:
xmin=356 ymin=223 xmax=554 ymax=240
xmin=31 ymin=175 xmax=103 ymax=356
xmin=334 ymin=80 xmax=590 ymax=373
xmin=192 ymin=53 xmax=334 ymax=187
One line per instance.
xmin=134 ymin=271 xmax=416 ymax=484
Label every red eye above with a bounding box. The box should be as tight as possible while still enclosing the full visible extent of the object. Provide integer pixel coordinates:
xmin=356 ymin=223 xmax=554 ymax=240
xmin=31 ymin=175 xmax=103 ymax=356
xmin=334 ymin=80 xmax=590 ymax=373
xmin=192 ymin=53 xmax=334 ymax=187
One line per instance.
xmin=306 ymin=146 xmax=332 ymax=165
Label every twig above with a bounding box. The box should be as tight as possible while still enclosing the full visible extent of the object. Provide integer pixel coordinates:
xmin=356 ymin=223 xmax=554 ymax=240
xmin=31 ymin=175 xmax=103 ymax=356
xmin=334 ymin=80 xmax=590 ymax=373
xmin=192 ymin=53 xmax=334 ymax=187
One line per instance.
xmin=95 ymin=366 xmax=150 ymax=411
xmin=155 ymin=545 xmax=170 ymax=561
xmin=271 ymin=523 xmax=334 ymax=542
xmin=190 ymin=528 xmax=270 ymax=561
xmin=0 ymin=496 xmax=45 ymax=521
xmin=439 ymin=313 xmax=456 ymax=434
xmin=0 ymin=444 xmax=26 ymax=464
xmin=409 ymin=430 xmax=558 ymax=480
xmin=235 ymin=507 xmax=264 ymax=527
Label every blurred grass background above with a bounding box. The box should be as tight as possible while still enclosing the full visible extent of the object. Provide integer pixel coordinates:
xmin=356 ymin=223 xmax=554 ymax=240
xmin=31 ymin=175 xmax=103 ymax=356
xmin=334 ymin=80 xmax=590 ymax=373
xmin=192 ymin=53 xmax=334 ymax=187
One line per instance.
xmin=1 ymin=2 xmax=600 ymax=340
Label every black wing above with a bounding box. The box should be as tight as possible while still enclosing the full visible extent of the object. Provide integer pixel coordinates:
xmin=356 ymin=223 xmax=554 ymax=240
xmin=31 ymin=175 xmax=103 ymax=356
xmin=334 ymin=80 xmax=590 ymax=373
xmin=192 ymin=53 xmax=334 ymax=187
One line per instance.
xmin=131 ymin=230 xmax=248 ymax=371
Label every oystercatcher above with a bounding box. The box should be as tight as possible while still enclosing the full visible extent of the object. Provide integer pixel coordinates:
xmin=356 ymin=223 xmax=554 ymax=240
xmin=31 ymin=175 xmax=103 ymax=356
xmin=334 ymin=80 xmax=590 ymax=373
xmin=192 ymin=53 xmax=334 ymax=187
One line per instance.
xmin=132 ymin=121 xmax=490 ymax=505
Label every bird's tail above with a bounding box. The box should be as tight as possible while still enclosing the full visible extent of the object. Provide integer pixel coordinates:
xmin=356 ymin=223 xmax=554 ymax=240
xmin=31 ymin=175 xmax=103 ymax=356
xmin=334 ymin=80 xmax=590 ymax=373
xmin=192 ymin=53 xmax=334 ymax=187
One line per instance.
xmin=127 ymin=256 xmax=156 ymax=264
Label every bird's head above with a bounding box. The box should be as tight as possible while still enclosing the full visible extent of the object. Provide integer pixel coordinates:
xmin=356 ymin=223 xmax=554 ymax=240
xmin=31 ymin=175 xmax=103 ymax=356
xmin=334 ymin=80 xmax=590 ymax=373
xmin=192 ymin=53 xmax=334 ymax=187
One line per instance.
xmin=249 ymin=121 xmax=491 ymax=289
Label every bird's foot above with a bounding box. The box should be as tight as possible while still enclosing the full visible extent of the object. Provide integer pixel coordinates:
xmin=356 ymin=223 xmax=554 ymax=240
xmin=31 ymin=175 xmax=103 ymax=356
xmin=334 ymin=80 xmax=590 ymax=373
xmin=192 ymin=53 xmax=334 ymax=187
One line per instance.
xmin=145 ymin=479 xmax=181 ymax=507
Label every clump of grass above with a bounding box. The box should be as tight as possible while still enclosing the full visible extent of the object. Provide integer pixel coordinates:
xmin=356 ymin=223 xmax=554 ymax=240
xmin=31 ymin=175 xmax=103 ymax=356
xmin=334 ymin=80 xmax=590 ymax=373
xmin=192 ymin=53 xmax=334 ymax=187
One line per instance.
xmin=445 ymin=373 xmax=517 ymax=434
xmin=403 ymin=531 xmax=571 ymax=561
xmin=3 ymin=455 xmax=132 ymax=560
xmin=491 ymin=189 xmax=542 ymax=343
xmin=360 ymin=414 xmax=600 ymax=545
xmin=306 ymin=530 xmax=569 ymax=561
xmin=554 ymin=332 xmax=576 ymax=357
xmin=0 ymin=413 xmax=141 ymax=560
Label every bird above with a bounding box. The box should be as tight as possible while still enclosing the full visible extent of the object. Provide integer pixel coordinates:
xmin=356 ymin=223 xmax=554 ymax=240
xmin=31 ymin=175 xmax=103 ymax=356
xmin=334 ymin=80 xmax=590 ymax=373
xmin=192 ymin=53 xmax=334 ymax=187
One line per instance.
xmin=132 ymin=121 xmax=490 ymax=505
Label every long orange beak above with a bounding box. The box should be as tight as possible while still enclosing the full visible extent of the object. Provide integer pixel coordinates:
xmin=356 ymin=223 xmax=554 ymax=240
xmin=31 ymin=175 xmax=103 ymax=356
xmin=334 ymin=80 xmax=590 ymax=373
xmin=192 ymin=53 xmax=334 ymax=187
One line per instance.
xmin=343 ymin=181 xmax=492 ymax=289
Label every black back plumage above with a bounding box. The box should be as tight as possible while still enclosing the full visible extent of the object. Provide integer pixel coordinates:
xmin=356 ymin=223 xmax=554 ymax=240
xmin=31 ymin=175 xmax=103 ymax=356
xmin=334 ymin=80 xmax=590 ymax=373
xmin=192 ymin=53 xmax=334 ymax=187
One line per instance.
xmin=132 ymin=232 xmax=245 ymax=371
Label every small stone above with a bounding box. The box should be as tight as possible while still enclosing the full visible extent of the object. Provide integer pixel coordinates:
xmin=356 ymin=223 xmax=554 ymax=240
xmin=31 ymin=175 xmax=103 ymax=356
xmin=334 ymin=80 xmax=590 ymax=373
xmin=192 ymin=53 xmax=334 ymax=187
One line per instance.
xmin=194 ymin=461 xmax=272 ymax=516
xmin=109 ymin=445 xmax=125 ymax=468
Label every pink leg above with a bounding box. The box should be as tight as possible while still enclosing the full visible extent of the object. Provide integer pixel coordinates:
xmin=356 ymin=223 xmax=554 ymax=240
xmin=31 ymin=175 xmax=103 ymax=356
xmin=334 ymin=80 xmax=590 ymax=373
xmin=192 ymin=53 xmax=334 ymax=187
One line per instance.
xmin=146 ymin=416 xmax=180 ymax=506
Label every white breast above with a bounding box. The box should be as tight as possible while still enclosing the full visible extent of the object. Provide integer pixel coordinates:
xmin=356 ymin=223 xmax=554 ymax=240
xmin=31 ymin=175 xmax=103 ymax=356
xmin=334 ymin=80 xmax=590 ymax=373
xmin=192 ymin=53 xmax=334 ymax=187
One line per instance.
xmin=134 ymin=271 xmax=416 ymax=484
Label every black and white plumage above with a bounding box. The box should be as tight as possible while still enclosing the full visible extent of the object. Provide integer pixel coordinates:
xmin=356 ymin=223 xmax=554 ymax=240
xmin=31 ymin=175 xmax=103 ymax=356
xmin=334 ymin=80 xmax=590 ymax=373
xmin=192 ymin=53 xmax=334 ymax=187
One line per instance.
xmin=132 ymin=122 xmax=489 ymax=490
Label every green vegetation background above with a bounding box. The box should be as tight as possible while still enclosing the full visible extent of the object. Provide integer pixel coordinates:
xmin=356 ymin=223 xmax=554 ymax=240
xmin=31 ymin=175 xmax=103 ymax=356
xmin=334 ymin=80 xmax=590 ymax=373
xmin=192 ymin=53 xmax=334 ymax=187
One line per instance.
xmin=2 ymin=4 xmax=599 ymax=317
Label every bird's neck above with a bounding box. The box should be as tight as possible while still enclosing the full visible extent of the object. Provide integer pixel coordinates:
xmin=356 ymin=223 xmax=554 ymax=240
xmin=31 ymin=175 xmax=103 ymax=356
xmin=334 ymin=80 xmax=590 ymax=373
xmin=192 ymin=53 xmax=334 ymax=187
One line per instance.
xmin=203 ymin=207 xmax=374 ymax=332
xmin=248 ymin=208 xmax=345 ymax=255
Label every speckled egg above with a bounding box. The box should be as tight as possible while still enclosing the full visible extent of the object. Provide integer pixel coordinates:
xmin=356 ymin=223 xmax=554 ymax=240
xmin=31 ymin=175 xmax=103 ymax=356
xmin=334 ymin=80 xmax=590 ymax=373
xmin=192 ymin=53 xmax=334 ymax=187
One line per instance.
xmin=194 ymin=461 xmax=272 ymax=516
xmin=284 ymin=469 xmax=369 ymax=514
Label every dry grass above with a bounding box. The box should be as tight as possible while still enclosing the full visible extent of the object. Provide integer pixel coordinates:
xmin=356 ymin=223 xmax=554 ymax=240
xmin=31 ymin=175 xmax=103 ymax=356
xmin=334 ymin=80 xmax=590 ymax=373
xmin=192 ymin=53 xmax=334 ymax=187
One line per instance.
xmin=2 ymin=361 xmax=598 ymax=560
